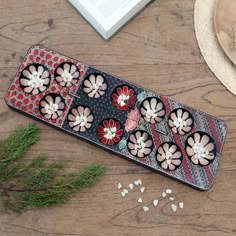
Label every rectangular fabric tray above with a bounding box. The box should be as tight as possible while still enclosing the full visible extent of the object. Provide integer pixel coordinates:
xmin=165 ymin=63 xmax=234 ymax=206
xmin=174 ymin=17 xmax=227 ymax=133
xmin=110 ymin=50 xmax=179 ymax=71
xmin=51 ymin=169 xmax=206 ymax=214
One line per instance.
xmin=5 ymin=45 xmax=228 ymax=190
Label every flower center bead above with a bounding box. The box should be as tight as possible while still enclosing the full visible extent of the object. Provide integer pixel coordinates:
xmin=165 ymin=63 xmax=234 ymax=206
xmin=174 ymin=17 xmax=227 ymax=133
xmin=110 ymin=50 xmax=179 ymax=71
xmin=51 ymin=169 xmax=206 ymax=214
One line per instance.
xmin=91 ymin=82 xmax=103 ymax=95
xmin=173 ymin=117 xmax=186 ymax=128
xmin=28 ymin=71 xmax=44 ymax=88
xmin=134 ymin=137 xmax=146 ymax=153
xmin=61 ymin=70 xmax=73 ymax=82
xmin=163 ymin=150 xmax=173 ymax=165
xmin=75 ymin=115 xmax=87 ymax=127
xmin=104 ymin=127 xmax=117 ymax=140
xmin=45 ymin=102 xmax=58 ymax=115
xmin=146 ymin=108 xmax=157 ymax=119
xmin=117 ymin=94 xmax=130 ymax=107
xmin=193 ymin=143 xmax=208 ymax=159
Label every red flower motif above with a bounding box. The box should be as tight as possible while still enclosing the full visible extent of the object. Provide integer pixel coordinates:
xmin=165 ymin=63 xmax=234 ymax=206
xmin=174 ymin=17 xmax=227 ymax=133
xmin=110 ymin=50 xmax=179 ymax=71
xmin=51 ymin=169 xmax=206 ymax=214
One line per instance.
xmin=112 ymin=85 xmax=137 ymax=111
xmin=97 ymin=119 xmax=123 ymax=145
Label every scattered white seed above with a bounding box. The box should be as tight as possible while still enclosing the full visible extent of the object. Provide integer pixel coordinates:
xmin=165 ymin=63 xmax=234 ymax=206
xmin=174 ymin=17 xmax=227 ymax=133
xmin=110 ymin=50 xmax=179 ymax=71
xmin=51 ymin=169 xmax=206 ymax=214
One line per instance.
xmin=129 ymin=184 xmax=134 ymax=190
xmin=153 ymin=199 xmax=159 ymax=207
xmin=123 ymin=189 xmax=129 ymax=194
xmin=162 ymin=192 xmax=167 ymax=198
xmin=143 ymin=206 xmax=149 ymax=212
xmin=121 ymin=191 xmax=126 ymax=197
xmin=171 ymin=204 xmax=177 ymax=212
xmin=118 ymin=183 xmax=122 ymax=189
xmin=169 ymin=197 xmax=174 ymax=201
xmin=166 ymin=189 xmax=172 ymax=194
xmin=179 ymin=202 xmax=184 ymax=209
xmin=137 ymin=179 xmax=142 ymax=185
xmin=134 ymin=180 xmax=139 ymax=186
xmin=140 ymin=187 xmax=145 ymax=193
xmin=138 ymin=197 xmax=143 ymax=203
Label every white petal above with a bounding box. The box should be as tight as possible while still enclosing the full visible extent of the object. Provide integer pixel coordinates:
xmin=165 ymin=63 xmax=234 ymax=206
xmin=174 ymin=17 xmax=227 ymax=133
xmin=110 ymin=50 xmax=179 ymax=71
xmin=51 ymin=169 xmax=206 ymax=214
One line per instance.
xmin=143 ymin=100 xmax=150 ymax=110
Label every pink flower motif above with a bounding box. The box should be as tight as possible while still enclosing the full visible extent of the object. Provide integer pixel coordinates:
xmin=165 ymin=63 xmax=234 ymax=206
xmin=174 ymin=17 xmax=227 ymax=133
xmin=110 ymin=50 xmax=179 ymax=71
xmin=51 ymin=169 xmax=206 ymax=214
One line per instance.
xmin=125 ymin=109 xmax=140 ymax=132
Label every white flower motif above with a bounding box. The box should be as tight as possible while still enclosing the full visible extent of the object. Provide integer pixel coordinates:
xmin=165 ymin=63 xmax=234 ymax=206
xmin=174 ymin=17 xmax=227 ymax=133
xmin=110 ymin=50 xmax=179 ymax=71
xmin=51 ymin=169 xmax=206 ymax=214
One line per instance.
xmin=127 ymin=130 xmax=153 ymax=158
xmin=169 ymin=108 xmax=193 ymax=135
xmin=20 ymin=64 xmax=50 ymax=95
xmin=40 ymin=94 xmax=65 ymax=119
xmin=156 ymin=142 xmax=182 ymax=171
xmin=83 ymin=74 xmax=107 ymax=98
xmin=186 ymin=132 xmax=216 ymax=166
xmin=68 ymin=106 xmax=93 ymax=132
xmin=156 ymin=142 xmax=183 ymax=171
xmin=55 ymin=63 xmax=80 ymax=87
xmin=140 ymin=97 xmax=165 ymax=124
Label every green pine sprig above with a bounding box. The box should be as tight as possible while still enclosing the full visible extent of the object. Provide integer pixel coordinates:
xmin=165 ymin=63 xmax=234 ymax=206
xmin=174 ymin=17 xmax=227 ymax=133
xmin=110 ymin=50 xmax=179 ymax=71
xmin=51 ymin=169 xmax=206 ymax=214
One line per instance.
xmin=0 ymin=123 xmax=106 ymax=214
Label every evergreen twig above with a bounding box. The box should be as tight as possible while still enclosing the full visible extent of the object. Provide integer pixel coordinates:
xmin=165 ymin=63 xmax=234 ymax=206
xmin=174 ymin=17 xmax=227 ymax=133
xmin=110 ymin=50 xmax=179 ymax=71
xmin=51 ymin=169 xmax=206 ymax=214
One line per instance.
xmin=0 ymin=124 xmax=106 ymax=214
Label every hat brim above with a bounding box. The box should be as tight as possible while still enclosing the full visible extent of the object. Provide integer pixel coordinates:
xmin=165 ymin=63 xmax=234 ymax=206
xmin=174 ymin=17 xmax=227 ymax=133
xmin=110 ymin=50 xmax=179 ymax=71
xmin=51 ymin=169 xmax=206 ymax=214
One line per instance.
xmin=194 ymin=0 xmax=236 ymax=96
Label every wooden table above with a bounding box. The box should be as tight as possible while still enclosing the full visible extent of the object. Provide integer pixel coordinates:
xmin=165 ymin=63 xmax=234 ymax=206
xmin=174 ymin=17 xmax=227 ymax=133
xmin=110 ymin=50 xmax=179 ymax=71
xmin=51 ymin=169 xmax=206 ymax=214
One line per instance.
xmin=0 ymin=0 xmax=235 ymax=235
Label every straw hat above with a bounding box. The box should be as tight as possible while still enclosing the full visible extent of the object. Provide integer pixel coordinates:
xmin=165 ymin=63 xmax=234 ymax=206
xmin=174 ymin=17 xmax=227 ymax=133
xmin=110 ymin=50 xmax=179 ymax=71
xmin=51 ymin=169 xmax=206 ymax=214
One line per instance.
xmin=194 ymin=0 xmax=236 ymax=95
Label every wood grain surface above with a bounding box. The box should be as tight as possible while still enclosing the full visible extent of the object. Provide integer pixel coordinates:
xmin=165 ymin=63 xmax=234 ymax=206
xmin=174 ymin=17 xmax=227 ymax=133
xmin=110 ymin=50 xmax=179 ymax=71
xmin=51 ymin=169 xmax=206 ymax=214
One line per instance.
xmin=0 ymin=0 xmax=235 ymax=235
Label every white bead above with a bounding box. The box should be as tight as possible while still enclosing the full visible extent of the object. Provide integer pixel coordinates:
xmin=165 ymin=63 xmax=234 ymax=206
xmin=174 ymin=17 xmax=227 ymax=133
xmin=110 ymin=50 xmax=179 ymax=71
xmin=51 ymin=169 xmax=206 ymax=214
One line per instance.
xmin=179 ymin=202 xmax=184 ymax=209
xmin=137 ymin=179 xmax=142 ymax=185
xmin=143 ymin=206 xmax=149 ymax=212
xmin=129 ymin=184 xmax=134 ymax=190
xmin=121 ymin=192 xmax=126 ymax=197
xmin=171 ymin=204 xmax=177 ymax=212
xmin=166 ymin=189 xmax=172 ymax=194
xmin=153 ymin=200 xmax=159 ymax=207
xmin=162 ymin=192 xmax=167 ymax=198
xmin=138 ymin=197 xmax=143 ymax=203
xmin=140 ymin=187 xmax=145 ymax=193
xmin=117 ymin=183 xmax=122 ymax=189
xmin=123 ymin=189 xmax=129 ymax=194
